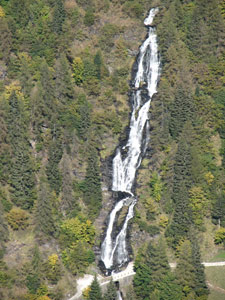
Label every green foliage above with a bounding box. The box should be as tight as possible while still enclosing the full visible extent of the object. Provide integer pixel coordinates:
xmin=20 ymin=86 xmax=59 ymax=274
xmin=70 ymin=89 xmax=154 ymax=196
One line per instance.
xmin=149 ymin=172 xmax=163 ymax=202
xmin=103 ymin=279 xmax=117 ymax=300
xmin=7 ymin=91 xmax=36 ymax=209
xmin=46 ymin=139 xmax=63 ymax=195
xmin=62 ymin=241 xmax=95 ymax=275
xmin=60 ymin=217 xmax=95 ymax=247
xmin=88 ymin=275 xmax=103 ymax=300
xmin=214 ymin=227 xmax=225 ymax=245
xmin=26 ymin=273 xmax=41 ymax=294
xmin=169 ymin=87 xmax=195 ymax=139
xmin=43 ymin=254 xmax=62 ymax=284
xmin=175 ymin=239 xmax=208 ymax=299
xmin=166 ymin=131 xmax=193 ymax=247
xmin=84 ymin=8 xmax=95 ymax=26
xmin=0 ymin=202 xmax=8 ymax=252
xmin=60 ymin=217 xmax=95 ymax=275
xmin=134 ymin=239 xmax=180 ymax=300
xmin=7 ymin=206 xmax=29 ymax=230
xmin=83 ymin=146 xmax=102 ymax=218
xmin=72 ymin=57 xmax=84 ymax=85
xmin=52 ymin=0 xmax=65 ymax=33
xmin=99 ymin=24 xmax=121 ymax=50
xmin=189 ymin=186 xmax=209 ymax=226
xmin=123 ymin=0 xmax=144 ymax=18
xmin=35 ymin=175 xmax=56 ymax=237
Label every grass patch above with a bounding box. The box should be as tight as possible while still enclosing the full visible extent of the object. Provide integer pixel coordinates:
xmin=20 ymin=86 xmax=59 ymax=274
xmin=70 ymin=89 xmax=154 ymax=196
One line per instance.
xmin=205 ymin=266 xmax=225 ymax=290
xmin=208 ymin=289 xmax=225 ymax=300
xmin=210 ymin=249 xmax=225 ymax=262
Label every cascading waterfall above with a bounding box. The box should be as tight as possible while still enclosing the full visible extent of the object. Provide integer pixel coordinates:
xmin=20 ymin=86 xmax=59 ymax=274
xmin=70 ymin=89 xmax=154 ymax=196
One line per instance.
xmin=101 ymin=7 xmax=160 ymax=273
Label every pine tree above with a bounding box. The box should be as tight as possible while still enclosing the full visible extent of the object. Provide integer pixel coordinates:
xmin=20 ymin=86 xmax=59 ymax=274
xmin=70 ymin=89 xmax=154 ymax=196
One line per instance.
xmin=94 ymin=51 xmax=102 ymax=80
xmin=54 ymin=54 xmax=74 ymax=107
xmin=46 ymin=139 xmax=63 ymax=195
xmin=169 ymin=87 xmax=195 ymax=139
xmin=75 ymin=94 xmax=91 ymax=140
xmin=175 ymin=240 xmax=196 ymax=299
xmin=83 ymin=146 xmax=102 ymax=219
xmin=103 ymin=279 xmax=117 ymax=300
xmin=88 ymin=275 xmax=103 ymax=300
xmin=191 ymin=238 xmax=209 ymax=299
xmin=0 ymin=101 xmax=11 ymax=183
xmin=133 ymin=239 xmax=176 ymax=300
xmin=35 ymin=175 xmax=56 ymax=237
xmin=7 ymin=91 xmax=36 ymax=209
xmin=61 ymin=153 xmax=77 ymax=213
xmin=52 ymin=0 xmax=65 ymax=33
xmin=0 ymin=202 xmax=8 ymax=255
xmin=166 ymin=129 xmax=193 ymax=247
xmin=39 ymin=60 xmax=57 ymax=129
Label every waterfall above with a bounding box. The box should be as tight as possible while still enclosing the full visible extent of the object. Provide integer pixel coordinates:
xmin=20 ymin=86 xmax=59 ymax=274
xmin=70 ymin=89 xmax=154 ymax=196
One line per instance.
xmin=101 ymin=7 xmax=160 ymax=272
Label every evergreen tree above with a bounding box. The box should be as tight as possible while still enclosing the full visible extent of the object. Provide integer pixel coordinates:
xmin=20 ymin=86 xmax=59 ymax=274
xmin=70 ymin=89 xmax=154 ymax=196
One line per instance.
xmin=75 ymin=94 xmax=91 ymax=140
xmin=0 ymin=101 xmax=11 ymax=183
xmin=191 ymin=238 xmax=209 ymax=299
xmin=94 ymin=51 xmax=102 ymax=80
xmin=88 ymin=275 xmax=103 ymax=300
xmin=35 ymin=175 xmax=56 ymax=237
xmin=52 ymin=0 xmax=65 ymax=33
xmin=0 ymin=202 xmax=8 ymax=256
xmin=166 ymin=128 xmax=193 ymax=247
xmin=39 ymin=60 xmax=57 ymax=129
xmin=169 ymin=87 xmax=195 ymax=139
xmin=61 ymin=153 xmax=77 ymax=213
xmin=54 ymin=54 xmax=74 ymax=107
xmin=134 ymin=239 xmax=177 ymax=300
xmin=83 ymin=146 xmax=102 ymax=219
xmin=175 ymin=239 xmax=197 ymax=299
xmin=103 ymin=279 xmax=117 ymax=300
xmin=46 ymin=139 xmax=63 ymax=195
xmin=7 ymin=91 xmax=36 ymax=209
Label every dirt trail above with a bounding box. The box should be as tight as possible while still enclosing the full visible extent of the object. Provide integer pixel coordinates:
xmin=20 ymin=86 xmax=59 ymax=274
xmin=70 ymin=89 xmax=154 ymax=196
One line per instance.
xmin=207 ymin=281 xmax=225 ymax=295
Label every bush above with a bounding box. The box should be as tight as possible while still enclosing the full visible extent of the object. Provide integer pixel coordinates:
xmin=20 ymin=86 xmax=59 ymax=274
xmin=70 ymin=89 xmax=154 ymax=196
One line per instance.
xmin=84 ymin=8 xmax=95 ymax=26
xmin=123 ymin=1 xmax=144 ymax=18
xmin=99 ymin=24 xmax=121 ymax=50
xmin=7 ymin=207 xmax=29 ymax=230
xmin=214 ymin=227 xmax=225 ymax=245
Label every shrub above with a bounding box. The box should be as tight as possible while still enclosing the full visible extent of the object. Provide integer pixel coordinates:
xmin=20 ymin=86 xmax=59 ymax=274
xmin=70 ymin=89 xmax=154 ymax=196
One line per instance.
xmin=214 ymin=227 xmax=225 ymax=245
xmin=7 ymin=207 xmax=29 ymax=230
xmin=123 ymin=1 xmax=144 ymax=18
xmin=84 ymin=8 xmax=95 ymax=26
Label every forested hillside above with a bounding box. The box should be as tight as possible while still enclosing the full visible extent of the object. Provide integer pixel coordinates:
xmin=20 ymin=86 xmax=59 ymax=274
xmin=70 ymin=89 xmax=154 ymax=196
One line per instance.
xmin=0 ymin=0 xmax=224 ymax=299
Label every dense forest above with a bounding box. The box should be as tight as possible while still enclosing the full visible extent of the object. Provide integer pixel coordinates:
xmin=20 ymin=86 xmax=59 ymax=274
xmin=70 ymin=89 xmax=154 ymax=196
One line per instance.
xmin=0 ymin=0 xmax=224 ymax=299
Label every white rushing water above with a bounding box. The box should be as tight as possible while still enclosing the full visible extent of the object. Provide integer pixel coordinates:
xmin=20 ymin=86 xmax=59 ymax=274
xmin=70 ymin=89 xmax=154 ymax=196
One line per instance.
xmin=101 ymin=7 xmax=160 ymax=271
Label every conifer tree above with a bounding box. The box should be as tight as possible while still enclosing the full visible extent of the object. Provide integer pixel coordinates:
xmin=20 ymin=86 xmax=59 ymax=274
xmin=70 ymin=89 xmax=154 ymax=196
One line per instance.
xmin=103 ymin=279 xmax=117 ymax=300
xmin=61 ymin=153 xmax=76 ymax=213
xmin=166 ymin=130 xmax=193 ymax=246
xmin=35 ymin=175 xmax=56 ymax=238
xmin=84 ymin=146 xmax=102 ymax=218
xmin=54 ymin=54 xmax=74 ymax=107
xmin=7 ymin=91 xmax=36 ymax=209
xmin=46 ymin=139 xmax=63 ymax=195
xmin=39 ymin=60 xmax=57 ymax=129
xmin=133 ymin=239 xmax=178 ymax=300
xmin=94 ymin=51 xmax=102 ymax=80
xmin=0 ymin=202 xmax=8 ymax=255
xmin=175 ymin=240 xmax=196 ymax=299
xmin=75 ymin=94 xmax=91 ymax=140
xmin=0 ymin=101 xmax=11 ymax=183
xmin=191 ymin=238 xmax=209 ymax=299
xmin=169 ymin=87 xmax=195 ymax=139
xmin=52 ymin=0 xmax=65 ymax=33
xmin=88 ymin=275 xmax=102 ymax=300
